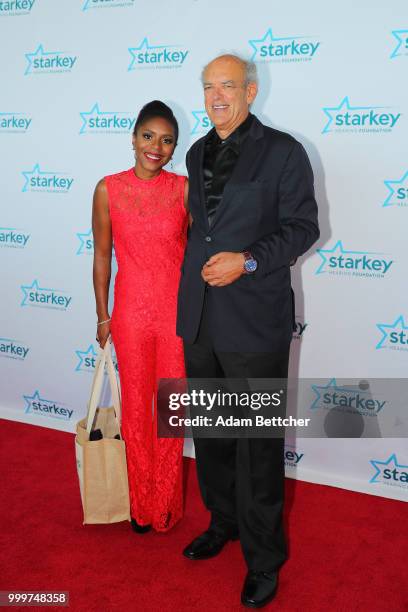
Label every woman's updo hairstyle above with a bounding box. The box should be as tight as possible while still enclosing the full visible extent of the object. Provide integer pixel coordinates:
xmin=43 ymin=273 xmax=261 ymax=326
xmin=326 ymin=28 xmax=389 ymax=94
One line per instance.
xmin=133 ymin=100 xmax=179 ymax=144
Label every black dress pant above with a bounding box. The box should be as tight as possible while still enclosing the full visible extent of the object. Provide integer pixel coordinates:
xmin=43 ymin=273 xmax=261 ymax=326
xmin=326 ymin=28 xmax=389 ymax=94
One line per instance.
xmin=183 ymin=292 xmax=290 ymax=572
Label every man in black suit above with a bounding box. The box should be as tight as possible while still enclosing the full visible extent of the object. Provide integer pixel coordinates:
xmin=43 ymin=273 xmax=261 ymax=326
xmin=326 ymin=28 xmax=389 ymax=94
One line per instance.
xmin=177 ymin=54 xmax=319 ymax=607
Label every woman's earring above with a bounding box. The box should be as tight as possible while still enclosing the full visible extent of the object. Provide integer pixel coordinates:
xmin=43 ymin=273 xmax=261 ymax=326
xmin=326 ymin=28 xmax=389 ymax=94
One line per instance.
xmin=132 ymin=147 xmax=136 ymax=161
xmin=170 ymin=159 xmax=174 ymax=170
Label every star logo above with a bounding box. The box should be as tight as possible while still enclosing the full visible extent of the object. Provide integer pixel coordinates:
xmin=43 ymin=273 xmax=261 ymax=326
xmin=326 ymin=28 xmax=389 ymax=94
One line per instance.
xmin=23 ymin=390 xmax=72 ymax=420
xmin=21 ymin=164 xmax=73 ymax=193
xmin=315 ymin=240 xmax=378 ymax=275
xmin=369 ymin=454 xmax=408 ymax=485
xmin=22 ymin=164 xmax=49 ymax=192
xmin=21 ymin=280 xmax=47 ymax=307
xmin=191 ymin=110 xmax=213 ymax=135
xmin=79 ymin=103 xmax=135 ymax=134
xmin=383 ymin=170 xmax=408 ymax=207
xmin=390 ymin=30 xmax=408 ymax=59
xmin=321 ymin=96 xmax=388 ymax=134
xmin=128 ymin=37 xmax=175 ymax=71
xmin=75 ymin=344 xmax=98 ymax=371
xmin=24 ymin=390 xmax=45 ymax=413
xmin=249 ymin=28 xmax=298 ymax=60
xmin=24 ymin=44 xmax=76 ymax=75
xmin=20 ymin=279 xmax=72 ymax=310
xmin=248 ymin=28 xmax=320 ymax=62
xmin=310 ymin=378 xmax=367 ymax=410
xmin=76 ymin=229 xmax=93 ymax=255
xmin=376 ymin=315 xmax=408 ymax=350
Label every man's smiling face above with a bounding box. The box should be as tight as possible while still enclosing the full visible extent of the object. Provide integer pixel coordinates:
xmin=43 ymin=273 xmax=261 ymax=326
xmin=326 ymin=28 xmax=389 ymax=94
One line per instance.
xmin=202 ymin=55 xmax=258 ymax=138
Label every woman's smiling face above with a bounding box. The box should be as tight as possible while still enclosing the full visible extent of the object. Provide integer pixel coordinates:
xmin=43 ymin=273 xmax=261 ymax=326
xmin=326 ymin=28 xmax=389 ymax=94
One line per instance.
xmin=133 ymin=116 xmax=176 ymax=179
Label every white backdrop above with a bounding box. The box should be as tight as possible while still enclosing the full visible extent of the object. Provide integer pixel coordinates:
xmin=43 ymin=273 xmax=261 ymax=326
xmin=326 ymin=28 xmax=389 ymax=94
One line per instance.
xmin=1 ymin=0 xmax=407 ymax=502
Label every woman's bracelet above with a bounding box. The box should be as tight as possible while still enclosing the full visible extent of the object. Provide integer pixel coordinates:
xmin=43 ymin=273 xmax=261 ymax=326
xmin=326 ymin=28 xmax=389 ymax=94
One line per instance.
xmin=97 ymin=318 xmax=111 ymax=326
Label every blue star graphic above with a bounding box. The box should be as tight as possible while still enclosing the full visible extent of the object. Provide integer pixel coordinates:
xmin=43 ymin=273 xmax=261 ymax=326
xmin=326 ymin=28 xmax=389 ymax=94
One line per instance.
xmin=376 ymin=315 xmax=408 ymax=349
xmin=76 ymin=229 xmax=93 ymax=255
xmin=191 ymin=110 xmax=212 ymax=135
xmin=128 ymin=37 xmax=172 ymax=71
xmin=369 ymin=454 xmax=408 ymax=483
xmin=21 ymin=279 xmax=44 ymax=306
xmin=315 ymin=240 xmax=378 ymax=275
xmin=310 ymin=378 xmax=367 ymax=410
xmin=383 ymin=170 xmax=408 ymax=207
xmin=22 ymin=163 xmax=64 ymax=192
xmin=75 ymin=344 xmax=98 ymax=371
xmin=390 ymin=30 xmax=408 ymax=59
xmin=79 ymin=103 xmax=103 ymax=135
xmin=25 ymin=44 xmax=61 ymax=75
xmin=321 ymin=96 xmax=388 ymax=134
xmin=248 ymin=28 xmax=302 ymax=61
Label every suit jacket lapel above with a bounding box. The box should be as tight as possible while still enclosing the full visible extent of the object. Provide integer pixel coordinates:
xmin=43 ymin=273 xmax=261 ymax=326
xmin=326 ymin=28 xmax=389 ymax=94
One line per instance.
xmin=195 ymin=135 xmax=210 ymax=232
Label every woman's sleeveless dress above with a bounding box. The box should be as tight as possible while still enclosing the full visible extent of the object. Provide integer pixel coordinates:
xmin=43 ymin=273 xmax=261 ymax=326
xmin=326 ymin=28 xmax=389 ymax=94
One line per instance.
xmin=105 ymin=168 xmax=187 ymax=531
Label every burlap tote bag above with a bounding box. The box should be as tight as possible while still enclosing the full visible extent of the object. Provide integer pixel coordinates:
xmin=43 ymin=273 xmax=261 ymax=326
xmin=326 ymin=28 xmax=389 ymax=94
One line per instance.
xmin=75 ymin=341 xmax=130 ymax=524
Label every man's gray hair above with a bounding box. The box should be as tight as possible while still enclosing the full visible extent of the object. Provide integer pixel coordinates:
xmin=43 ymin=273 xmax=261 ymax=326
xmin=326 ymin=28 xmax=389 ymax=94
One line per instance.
xmin=201 ymin=54 xmax=258 ymax=85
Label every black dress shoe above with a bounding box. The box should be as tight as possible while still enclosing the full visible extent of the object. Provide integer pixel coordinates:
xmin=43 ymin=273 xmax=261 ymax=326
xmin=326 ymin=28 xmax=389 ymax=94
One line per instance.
xmin=241 ymin=570 xmax=278 ymax=608
xmin=130 ymin=517 xmax=151 ymax=534
xmin=183 ymin=529 xmax=237 ymax=560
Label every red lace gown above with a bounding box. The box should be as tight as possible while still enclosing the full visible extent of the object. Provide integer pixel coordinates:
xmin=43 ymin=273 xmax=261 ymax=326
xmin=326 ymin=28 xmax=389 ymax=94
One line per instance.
xmin=105 ymin=168 xmax=187 ymax=532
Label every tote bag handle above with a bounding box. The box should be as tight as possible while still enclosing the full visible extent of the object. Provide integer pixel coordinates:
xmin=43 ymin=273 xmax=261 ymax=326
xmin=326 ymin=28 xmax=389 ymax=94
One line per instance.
xmin=86 ymin=340 xmax=121 ymax=434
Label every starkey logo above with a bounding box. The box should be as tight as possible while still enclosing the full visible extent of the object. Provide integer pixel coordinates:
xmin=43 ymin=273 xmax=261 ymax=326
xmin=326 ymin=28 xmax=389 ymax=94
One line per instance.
xmin=316 ymin=240 xmax=393 ymax=278
xmin=376 ymin=315 xmax=408 ymax=351
xmin=22 ymin=164 xmax=74 ymax=193
xmin=24 ymin=390 xmax=73 ymax=421
xmin=0 ymin=112 xmax=32 ymax=132
xmin=249 ymin=27 xmax=320 ymax=63
xmin=20 ymin=280 xmax=72 ymax=311
xmin=390 ymin=30 xmax=408 ymax=59
xmin=0 ymin=227 xmax=30 ymax=249
xmin=25 ymin=44 xmax=77 ymax=75
xmin=0 ymin=337 xmax=30 ymax=360
xmin=80 ymin=103 xmax=135 ymax=134
xmin=191 ymin=110 xmax=213 ymax=135
xmin=128 ymin=37 xmax=189 ymax=71
xmin=75 ymin=344 xmax=119 ymax=373
xmin=311 ymin=379 xmax=387 ymax=416
xmin=293 ymin=317 xmax=308 ymax=340
xmin=322 ymin=96 xmax=402 ymax=134
xmin=383 ymin=170 xmax=408 ymax=207
xmin=370 ymin=454 xmax=408 ymax=489
xmin=0 ymin=0 xmax=35 ymax=16
xmin=83 ymin=0 xmax=135 ymax=10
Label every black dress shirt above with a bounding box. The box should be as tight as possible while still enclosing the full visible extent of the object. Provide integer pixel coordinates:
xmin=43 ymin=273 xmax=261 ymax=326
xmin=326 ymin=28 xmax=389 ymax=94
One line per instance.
xmin=203 ymin=113 xmax=253 ymax=227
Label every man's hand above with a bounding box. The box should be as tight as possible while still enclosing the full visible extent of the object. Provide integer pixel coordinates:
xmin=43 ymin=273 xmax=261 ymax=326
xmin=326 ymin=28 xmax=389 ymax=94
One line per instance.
xmin=201 ymin=252 xmax=245 ymax=287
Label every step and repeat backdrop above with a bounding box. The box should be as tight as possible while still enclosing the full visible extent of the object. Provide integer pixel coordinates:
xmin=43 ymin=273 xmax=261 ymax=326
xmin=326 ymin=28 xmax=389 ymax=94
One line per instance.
xmin=1 ymin=0 xmax=407 ymax=501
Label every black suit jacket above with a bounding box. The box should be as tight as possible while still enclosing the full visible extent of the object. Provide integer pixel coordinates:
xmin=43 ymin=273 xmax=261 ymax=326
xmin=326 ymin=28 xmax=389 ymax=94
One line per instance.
xmin=176 ymin=115 xmax=319 ymax=352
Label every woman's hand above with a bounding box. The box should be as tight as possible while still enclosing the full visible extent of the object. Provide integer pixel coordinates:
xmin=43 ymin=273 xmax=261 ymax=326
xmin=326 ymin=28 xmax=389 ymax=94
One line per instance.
xmin=96 ymin=320 xmax=111 ymax=348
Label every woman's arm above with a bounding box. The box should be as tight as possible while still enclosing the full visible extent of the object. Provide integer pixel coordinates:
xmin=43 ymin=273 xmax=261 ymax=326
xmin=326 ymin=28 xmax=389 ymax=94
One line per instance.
xmin=92 ymin=178 xmax=112 ymax=348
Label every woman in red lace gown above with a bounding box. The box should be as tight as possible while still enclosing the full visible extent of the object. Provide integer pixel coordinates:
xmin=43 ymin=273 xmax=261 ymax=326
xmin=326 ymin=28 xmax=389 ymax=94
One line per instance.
xmin=92 ymin=101 xmax=188 ymax=533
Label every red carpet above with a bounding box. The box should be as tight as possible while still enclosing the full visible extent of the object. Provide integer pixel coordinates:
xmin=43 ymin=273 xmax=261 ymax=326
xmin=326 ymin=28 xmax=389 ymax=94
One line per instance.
xmin=1 ymin=419 xmax=407 ymax=612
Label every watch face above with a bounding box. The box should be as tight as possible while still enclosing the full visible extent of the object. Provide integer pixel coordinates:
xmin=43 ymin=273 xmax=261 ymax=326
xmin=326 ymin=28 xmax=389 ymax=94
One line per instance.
xmin=244 ymin=258 xmax=258 ymax=273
